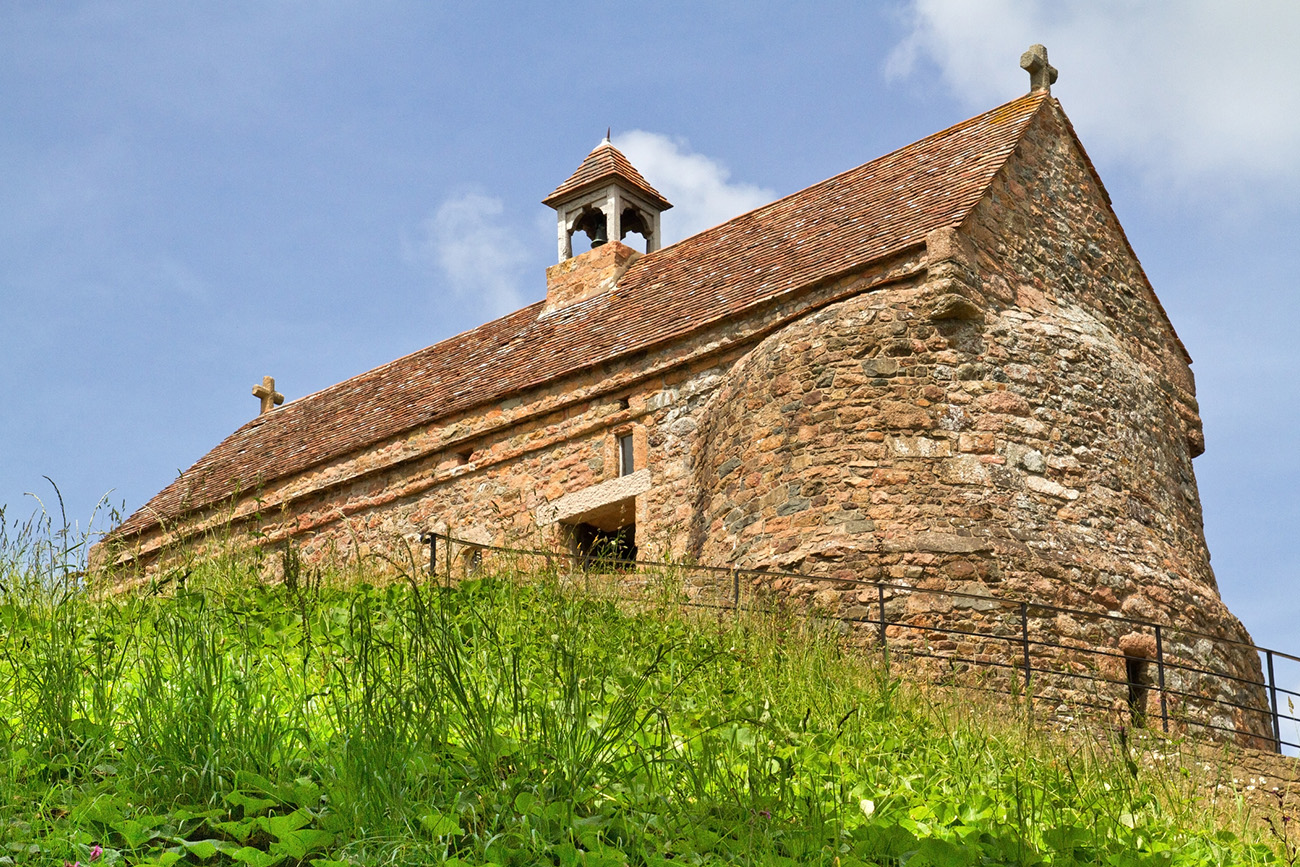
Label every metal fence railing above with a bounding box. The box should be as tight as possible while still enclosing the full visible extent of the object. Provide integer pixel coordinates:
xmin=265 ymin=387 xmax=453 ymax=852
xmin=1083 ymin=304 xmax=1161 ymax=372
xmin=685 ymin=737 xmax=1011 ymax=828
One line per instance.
xmin=418 ymin=532 xmax=1300 ymax=754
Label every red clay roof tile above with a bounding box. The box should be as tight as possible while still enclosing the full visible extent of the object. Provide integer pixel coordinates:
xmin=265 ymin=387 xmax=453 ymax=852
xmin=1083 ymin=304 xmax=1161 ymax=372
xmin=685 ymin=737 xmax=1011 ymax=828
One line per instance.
xmin=542 ymin=139 xmax=672 ymax=210
xmin=113 ymin=92 xmax=1048 ymax=539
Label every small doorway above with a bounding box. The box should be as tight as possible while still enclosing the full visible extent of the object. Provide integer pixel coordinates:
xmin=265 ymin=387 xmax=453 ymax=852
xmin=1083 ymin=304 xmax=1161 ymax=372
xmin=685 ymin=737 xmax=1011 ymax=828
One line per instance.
xmin=572 ymin=522 xmax=637 ymax=569
xmin=565 ymin=495 xmax=637 ymax=570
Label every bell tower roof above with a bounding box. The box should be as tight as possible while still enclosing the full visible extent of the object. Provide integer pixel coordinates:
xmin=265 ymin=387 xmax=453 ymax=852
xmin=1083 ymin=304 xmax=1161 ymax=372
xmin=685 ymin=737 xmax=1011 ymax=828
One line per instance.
xmin=543 ymin=137 xmax=672 ymax=211
xmin=544 ymin=135 xmax=673 ymax=263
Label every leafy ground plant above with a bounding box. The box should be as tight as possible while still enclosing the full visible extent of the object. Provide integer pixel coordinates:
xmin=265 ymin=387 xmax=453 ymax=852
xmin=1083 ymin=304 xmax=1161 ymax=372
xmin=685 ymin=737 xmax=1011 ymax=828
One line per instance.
xmin=0 ymin=511 xmax=1293 ymax=865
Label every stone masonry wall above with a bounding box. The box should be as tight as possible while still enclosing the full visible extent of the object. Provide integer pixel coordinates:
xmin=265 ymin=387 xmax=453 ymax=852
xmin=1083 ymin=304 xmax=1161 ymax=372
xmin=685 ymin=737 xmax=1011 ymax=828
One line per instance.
xmin=111 ymin=249 xmax=926 ymax=576
xmin=687 ymin=102 xmax=1269 ymax=744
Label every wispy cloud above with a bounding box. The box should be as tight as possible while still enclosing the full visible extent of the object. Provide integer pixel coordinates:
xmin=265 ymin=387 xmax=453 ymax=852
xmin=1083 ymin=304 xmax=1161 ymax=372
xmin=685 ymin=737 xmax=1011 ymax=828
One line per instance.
xmin=888 ymin=0 xmax=1300 ymax=198
xmin=407 ymin=192 xmax=528 ymax=318
xmin=408 ymin=133 xmax=773 ymax=316
xmin=613 ymin=131 xmax=775 ymax=244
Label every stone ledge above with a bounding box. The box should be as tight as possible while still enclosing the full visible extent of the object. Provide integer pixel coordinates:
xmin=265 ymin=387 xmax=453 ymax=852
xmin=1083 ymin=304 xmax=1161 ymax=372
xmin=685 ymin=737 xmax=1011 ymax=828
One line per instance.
xmin=537 ymin=468 xmax=651 ymax=526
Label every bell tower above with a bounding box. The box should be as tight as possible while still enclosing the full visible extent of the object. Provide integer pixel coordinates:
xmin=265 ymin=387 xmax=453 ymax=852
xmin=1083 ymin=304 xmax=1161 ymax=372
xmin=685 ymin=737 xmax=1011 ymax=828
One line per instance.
xmin=542 ymin=134 xmax=672 ymax=261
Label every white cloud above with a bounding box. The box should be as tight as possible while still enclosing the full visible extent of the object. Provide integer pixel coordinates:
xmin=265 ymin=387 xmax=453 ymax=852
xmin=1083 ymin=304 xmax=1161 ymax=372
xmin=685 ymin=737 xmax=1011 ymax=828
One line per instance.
xmin=888 ymin=0 xmax=1300 ymax=196
xmin=408 ymin=192 xmax=527 ymax=317
xmin=408 ymin=137 xmax=774 ymax=314
xmin=613 ymin=131 xmax=776 ymax=244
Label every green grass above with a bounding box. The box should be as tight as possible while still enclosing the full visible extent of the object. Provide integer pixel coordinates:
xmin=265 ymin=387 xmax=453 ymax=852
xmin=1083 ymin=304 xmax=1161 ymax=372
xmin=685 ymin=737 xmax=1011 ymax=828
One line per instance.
xmin=0 ymin=512 xmax=1293 ymax=865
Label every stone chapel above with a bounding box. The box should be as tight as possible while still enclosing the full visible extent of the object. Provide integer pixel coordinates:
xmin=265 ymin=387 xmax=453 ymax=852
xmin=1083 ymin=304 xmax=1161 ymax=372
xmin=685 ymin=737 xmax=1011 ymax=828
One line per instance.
xmin=99 ymin=48 xmax=1268 ymax=736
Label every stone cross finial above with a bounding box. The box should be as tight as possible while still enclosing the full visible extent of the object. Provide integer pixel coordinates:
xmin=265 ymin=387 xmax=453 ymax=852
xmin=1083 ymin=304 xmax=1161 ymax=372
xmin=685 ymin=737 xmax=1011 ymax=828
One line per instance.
xmin=251 ymin=375 xmax=284 ymax=415
xmin=1019 ymin=44 xmax=1058 ymax=94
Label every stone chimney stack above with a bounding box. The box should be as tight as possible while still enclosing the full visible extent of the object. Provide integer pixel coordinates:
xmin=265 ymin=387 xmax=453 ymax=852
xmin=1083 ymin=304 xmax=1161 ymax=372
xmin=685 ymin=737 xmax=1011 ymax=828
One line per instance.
xmin=541 ymin=241 xmax=641 ymax=316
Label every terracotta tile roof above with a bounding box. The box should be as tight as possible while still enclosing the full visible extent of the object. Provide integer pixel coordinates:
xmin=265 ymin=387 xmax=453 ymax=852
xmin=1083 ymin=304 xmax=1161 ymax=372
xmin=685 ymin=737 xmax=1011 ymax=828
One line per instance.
xmin=542 ymin=139 xmax=672 ymax=211
xmin=113 ymin=92 xmax=1048 ymax=539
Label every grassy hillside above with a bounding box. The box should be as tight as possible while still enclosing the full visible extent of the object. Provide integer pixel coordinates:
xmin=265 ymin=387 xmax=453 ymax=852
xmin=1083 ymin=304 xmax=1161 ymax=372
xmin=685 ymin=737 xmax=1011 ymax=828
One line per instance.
xmin=0 ymin=522 xmax=1293 ymax=864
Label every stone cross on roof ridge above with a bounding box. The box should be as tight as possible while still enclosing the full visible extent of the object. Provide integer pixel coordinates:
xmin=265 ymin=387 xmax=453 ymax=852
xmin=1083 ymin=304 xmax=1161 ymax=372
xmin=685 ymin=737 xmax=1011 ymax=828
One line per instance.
xmin=252 ymin=375 xmax=284 ymax=415
xmin=1020 ymin=44 xmax=1058 ymax=94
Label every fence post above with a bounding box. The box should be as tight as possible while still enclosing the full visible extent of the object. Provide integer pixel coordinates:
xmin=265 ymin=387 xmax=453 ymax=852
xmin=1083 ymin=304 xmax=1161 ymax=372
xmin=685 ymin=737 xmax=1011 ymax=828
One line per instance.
xmin=1154 ymin=625 xmax=1169 ymax=733
xmin=445 ymin=533 xmax=453 ymax=588
xmin=732 ymin=568 xmax=741 ymax=618
xmin=1267 ymin=649 xmax=1282 ymax=752
xmin=427 ymin=532 xmax=437 ymax=576
xmin=1020 ymin=601 xmax=1031 ymax=695
xmin=877 ymin=584 xmax=887 ymax=648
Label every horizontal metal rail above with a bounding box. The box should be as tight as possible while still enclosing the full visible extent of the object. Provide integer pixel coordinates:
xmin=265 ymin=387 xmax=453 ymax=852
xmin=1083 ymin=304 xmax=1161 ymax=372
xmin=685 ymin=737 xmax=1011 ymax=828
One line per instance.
xmin=419 ymin=531 xmax=1300 ymax=752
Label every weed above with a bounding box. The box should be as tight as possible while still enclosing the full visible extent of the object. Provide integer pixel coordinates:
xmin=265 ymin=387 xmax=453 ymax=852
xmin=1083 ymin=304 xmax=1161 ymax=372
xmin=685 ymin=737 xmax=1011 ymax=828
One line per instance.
xmin=0 ymin=509 xmax=1293 ymax=865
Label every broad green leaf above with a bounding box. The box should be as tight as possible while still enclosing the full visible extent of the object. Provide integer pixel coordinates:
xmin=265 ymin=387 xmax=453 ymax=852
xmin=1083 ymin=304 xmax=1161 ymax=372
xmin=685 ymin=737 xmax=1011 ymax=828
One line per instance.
xmin=315 ymin=810 xmax=352 ymax=834
xmin=74 ymin=798 xmax=124 ymax=825
xmin=234 ymin=771 xmax=282 ymax=798
xmin=212 ymin=819 xmax=259 ymax=844
xmin=554 ymin=842 xmax=580 ymax=867
xmin=284 ymin=777 xmax=322 ymax=809
xmin=589 ymin=847 xmax=632 ymax=867
xmin=261 ymin=809 xmax=312 ymax=839
xmin=169 ymin=807 xmax=223 ymax=823
xmin=112 ymin=819 xmax=163 ymax=849
xmin=418 ymin=810 xmax=460 ymax=837
xmin=225 ymin=792 xmax=278 ymax=817
xmin=911 ymin=836 xmax=972 ymax=867
xmin=178 ymin=839 xmax=235 ymax=860
xmin=269 ymin=829 xmax=333 ymax=860
xmin=230 ymin=846 xmax=285 ymax=867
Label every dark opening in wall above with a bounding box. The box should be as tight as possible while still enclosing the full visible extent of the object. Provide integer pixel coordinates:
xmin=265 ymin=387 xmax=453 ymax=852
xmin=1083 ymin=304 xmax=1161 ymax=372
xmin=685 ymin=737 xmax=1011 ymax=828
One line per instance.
xmin=456 ymin=448 xmax=474 ymax=466
xmin=617 ymin=433 xmax=635 ymax=476
xmin=572 ymin=522 xmax=636 ymax=570
xmin=1125 ymin=655 xmax=1150 ymax=727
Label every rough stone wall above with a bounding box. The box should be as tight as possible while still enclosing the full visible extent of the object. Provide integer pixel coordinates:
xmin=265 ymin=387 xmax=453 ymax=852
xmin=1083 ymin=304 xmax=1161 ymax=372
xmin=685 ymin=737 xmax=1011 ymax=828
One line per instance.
xmin=687 ymin=101 xmax=1269 ymax=744
xmin=111 ymin=249 xmax=925 ymax=577
xmin=118 ymin=348 xmax=740 ymax=572
xmin=279 ymin=351 xmax=734 ymax=567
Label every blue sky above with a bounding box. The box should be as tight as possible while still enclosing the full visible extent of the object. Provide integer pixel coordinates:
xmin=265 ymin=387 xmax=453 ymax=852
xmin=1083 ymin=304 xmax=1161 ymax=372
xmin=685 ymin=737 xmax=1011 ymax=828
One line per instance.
xmin=3 ymin=2 xmax=1298 ymax=672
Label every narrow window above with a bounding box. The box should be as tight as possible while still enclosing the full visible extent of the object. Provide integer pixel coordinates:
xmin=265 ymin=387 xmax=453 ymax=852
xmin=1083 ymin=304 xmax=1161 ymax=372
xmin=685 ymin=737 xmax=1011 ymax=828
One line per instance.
xmin=617 ymin=433 xmax=635 ymax=477
xmin=1125 ymin=656 xmax=1149 ymax=728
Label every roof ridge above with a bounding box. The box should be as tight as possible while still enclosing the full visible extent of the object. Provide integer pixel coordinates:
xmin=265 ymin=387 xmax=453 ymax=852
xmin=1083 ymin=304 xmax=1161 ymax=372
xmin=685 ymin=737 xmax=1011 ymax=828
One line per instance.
xmin=618 ymin=91 xmax=1049 ymax=290
xmin=110 ymin=91 xmax=1051 ymax=542
xmin=652 ymin=91 xmax=1050 ymax=256
xmin=235 ymin=91 xmax=1050 ymax=433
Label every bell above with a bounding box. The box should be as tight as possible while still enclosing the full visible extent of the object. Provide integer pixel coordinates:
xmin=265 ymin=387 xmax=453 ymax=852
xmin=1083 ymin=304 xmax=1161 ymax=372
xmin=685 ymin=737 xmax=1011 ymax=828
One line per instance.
xmin=590 ymin=218 xmax=608 ymax=248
